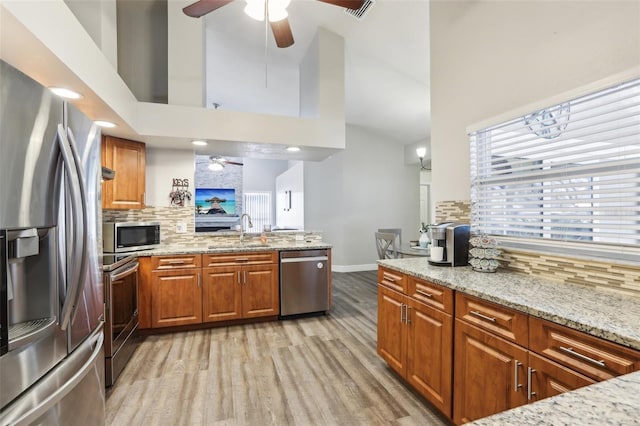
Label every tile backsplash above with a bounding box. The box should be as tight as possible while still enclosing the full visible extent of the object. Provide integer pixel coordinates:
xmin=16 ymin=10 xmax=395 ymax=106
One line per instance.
xmin=103 ymin=207 xmax=321 ymax=247
xmin=435 ymin=200 xmax=471 ymax=223
xmin=435 ymin=200 xmax=640 ymax=297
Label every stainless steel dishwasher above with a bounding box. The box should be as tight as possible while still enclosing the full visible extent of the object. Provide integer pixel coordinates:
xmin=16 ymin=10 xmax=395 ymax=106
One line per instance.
xmin=279 ymin=249 xmax=330 ymax=317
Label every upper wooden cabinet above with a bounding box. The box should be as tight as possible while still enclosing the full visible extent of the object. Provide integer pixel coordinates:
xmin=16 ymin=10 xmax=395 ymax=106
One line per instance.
xmin=102 ymin=136 xmax=146 ymax=209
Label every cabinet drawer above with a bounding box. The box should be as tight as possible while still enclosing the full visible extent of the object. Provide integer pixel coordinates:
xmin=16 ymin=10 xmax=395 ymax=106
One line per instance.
xmin=455 ymin=293 xmax=528 ymax=346
xmin=408 ymin=276 xmax=453 ymax=314
xmin=378 ymin=267 xmax=407 ymax=294
xmin=529 ymin=317 xmax=640 ymax=381
xmin=203 ymin=251 xmax=277 ymax=266
xmin=151 ymin=254 xmax=202 ymax=270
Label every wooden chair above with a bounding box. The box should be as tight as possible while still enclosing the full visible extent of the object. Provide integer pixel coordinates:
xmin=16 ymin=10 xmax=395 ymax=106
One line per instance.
xmin=378 ymin=228 xmax=402 ymax=248
xmin=375 ymin=231 xmax=400 ymax=259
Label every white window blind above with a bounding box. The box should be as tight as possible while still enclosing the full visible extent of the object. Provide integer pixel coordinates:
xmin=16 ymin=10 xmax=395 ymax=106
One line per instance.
xmin=244 ymin=192 xmax=272 ymax=232
xmin=470 ymin=79 xmax=640 ymax=261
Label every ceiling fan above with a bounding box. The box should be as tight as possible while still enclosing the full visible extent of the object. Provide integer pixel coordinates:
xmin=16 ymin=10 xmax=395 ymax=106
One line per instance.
xmin=183 ymin=0 xmax=366 ymax=48
xmin=208 ymin=156 xmax=244 ymax=171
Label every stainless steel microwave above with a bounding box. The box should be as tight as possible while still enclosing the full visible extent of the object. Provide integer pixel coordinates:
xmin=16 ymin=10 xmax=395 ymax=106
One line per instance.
xmin=103 ymin=221 xmax=160 ymax=253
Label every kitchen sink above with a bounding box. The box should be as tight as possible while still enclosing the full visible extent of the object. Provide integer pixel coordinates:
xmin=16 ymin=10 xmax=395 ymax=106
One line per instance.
xmin=207 ymin=243 xmax=271 ymax=249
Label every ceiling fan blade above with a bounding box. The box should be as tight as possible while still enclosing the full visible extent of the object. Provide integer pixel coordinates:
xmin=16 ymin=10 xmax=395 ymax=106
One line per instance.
xmin=183 ymin=0 xmax=234 ymax=17
xmin=270 ymin=18 xmax=294 ymax=48
xmin=225 ymin=161 xmax=244 ymax=166
xmin=316 ymin=0 xmax=365 ymax=10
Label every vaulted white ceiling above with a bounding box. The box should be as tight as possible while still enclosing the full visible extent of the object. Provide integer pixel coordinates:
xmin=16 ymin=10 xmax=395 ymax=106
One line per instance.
xmin=203 ymin=0 xmax=430 ymax=145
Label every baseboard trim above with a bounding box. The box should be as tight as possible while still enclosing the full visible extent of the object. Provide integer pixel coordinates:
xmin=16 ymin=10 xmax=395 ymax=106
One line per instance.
xmin=332 ymin=264 xmax=378 ymax=273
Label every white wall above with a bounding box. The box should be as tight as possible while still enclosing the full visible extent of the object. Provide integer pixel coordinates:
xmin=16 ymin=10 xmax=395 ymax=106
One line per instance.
xmin=168 ymin=0 xmax=204 ymax=107
xmin=146 ymin=147 xmax=194 ymax=207
xmin=117 ymin=0 xmax=168 ymax=103
xmin=64 ymin=0 xmax=118 ymax=68
xmin=430 ymin=0 xmax=640 ymax=206
xmin=243 ymin=157 xmax=289 ymax=223
xmin=305 ymin=125 xmax=421 ymax=271
xmin=275 ymin=162 xmax=304 ymax=230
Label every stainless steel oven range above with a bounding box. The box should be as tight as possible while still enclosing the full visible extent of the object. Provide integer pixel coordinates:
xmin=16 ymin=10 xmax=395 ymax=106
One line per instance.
xmin=103 ymin=253 xmax=139 ymax=387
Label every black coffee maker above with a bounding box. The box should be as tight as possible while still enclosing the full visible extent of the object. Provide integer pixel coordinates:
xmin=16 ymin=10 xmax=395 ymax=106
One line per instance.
xmin=428 ymin=222 xmax=470 ymax=266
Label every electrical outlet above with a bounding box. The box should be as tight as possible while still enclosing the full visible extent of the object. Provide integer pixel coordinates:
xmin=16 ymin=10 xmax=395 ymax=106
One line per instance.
xmin=175 ymin=222 xmax=187 ymax=233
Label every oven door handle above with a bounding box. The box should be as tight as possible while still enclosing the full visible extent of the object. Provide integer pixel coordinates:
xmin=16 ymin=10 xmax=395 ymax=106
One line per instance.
xmin=110 ymin=261 xmax=139 ymax=282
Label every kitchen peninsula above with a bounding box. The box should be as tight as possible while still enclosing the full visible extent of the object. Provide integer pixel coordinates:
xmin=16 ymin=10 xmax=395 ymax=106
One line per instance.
xmin=377 ymin=258 xmax=640 ymax=425
xmin=135 ymin=234 xmax=332 ymax=332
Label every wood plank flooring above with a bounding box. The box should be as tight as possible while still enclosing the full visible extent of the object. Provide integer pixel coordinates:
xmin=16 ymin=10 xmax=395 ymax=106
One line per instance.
xmin=106 ymin=271 xmax=450 ymax=425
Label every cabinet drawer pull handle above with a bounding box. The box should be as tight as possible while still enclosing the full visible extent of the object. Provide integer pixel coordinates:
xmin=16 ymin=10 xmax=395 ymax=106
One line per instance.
xmin=470 ymin=310 xmax=497 ymax=322
xmin=384 ymin=274 xmax=397 ymax=282
xmin=197 ymin=273 xmax=201 ymax=288
xmin=415 ymin=289 xmax=433 ymax=298
xmin=244 ymin=271 xmax=247 ymax=284
xmin=514 ymin=360 xmax=522 ymax=391
xmin=527 ymin=367 xmax=537 ymax=400
xmin=559 ymin=346 xmax=606 ymax=367
xmin=406 ymin=306 xmax=411 ymax=324
xmin=168 ymin=260 xmax=185 ymax=264
xmin=400 ymin=303 xmax=405 ymax=323
xmin=236 ymin=258 xmax=249 ymax=262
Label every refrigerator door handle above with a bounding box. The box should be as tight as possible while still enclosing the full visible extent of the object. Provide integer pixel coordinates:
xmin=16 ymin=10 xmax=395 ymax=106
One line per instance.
xmin=57 ymin=125 xmax=86 ymax=330
xmin=6 ymin=328 xmax=104 ymax=425
xmin=65 ymin=128 xmax=90 ymax=324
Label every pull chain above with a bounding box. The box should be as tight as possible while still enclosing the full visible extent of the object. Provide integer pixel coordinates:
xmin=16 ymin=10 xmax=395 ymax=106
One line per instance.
xmin=264 ymin=0 xmax=269 ymax=88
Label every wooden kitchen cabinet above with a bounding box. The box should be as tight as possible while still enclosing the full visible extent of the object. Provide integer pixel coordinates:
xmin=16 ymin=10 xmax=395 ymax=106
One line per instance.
xmin=377 ymin=268 xmax=453 ymax=418
xmin=202 ymin=251 xmax=279 ymax=323
xmin=378 ymin=268 xmax=640 ymax=425
xmin=453 ymin=319 xmax=528 ymax=424
xmin=202 ymin=266 xmax=242 ymax=322
xmin=102 ymin=135 xmax=146 ymax=209
xmin=527 ymin=352 xmax=595 ymax=402
xmin=377 ymin=284 xmax=406 ymax=374
xmin=149 ymin=254 xmax=202 ymax=329
xmin=529 ymin=316 xmax=640 ymax=382
xmin=151 ymin=268 xmax=202 ymax=328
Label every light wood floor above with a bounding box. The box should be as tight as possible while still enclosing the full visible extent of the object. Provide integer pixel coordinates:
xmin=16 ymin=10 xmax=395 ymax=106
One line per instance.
xmin=106 ymin=271 xmax=450 ymax=425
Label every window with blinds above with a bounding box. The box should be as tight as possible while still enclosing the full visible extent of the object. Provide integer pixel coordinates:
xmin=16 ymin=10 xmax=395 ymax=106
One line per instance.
xmin=469 ymin=78 xmax=640 ymax=261
xmin=244 ymin=192 xmax=272 ymax=232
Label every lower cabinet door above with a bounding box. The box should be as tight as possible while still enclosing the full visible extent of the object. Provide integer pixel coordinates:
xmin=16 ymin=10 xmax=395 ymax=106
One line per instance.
xmin=453 ymin=320 xmax=528 ymax=425
xmin=202 ymin=266 xmax=242 ymax=322
xmin=377 ymin=285 xmax=406 ymax=375
xmin=527 ymin=352 xmax=595 ymax=402
xmin=241 ymin=264 xmax=279 ymax=318
xmin=151 ymin=269 xmax=202 ymax=328
xmin=406 ymin=298 xmax=453 ymax=418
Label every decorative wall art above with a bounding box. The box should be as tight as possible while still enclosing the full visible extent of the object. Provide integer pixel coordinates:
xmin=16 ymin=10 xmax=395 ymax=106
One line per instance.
xmin=195 ymin=188 xmax=236 ymax=215
xmin=169 ymin=178 xmax=192 ymax=207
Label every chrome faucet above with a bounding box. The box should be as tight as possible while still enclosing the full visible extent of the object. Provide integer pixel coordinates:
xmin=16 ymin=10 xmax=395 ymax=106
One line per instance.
xmin=239 ymin=213 xmax=253 ymax=243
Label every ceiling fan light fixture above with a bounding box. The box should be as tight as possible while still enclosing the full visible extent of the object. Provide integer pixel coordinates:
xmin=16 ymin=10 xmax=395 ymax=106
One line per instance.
xmin=208 ymin=161 xmax=224 ymax=171
xmin=244 ymin=0 xmax=289 ymax=22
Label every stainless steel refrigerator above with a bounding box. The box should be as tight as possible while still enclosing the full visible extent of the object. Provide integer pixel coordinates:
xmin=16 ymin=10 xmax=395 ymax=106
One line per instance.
xmin=0 ymin=60 xmax=105 ymax=424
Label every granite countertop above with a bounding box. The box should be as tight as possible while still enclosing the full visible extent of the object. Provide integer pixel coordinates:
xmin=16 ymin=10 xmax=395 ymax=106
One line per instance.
xmin=378 ymin=258 xmax=640 ymax=350
xmin=378 ymin=258 xmax=640 ymax=425
xmin=136 ymin=241 xmax=332 ymax=257
xmin=467 ymin=370 xmax=640 ymax=426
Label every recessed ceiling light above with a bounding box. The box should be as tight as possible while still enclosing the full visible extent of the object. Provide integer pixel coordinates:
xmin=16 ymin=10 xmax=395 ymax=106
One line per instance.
xmin=286 ymin=146 xmax=300 ymax=152
xmin=95 ymin=120 xmax=116 ymax=128
xmin=49 ymin=87 xmax=82 ymax=99
xmin=192 ymin=140 xmax=208 ymax=146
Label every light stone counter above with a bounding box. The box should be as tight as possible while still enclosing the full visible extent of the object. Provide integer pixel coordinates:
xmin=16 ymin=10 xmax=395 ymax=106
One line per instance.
xmin=468 ymin=370 xmax=640 ymax=426
xmin=378 ymin=258 xmax=640 ymax=350
xmin=136 ymin=241 xmax=332 ymax=257
xmin=378 ymin=258 xmax=640 ymax=425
